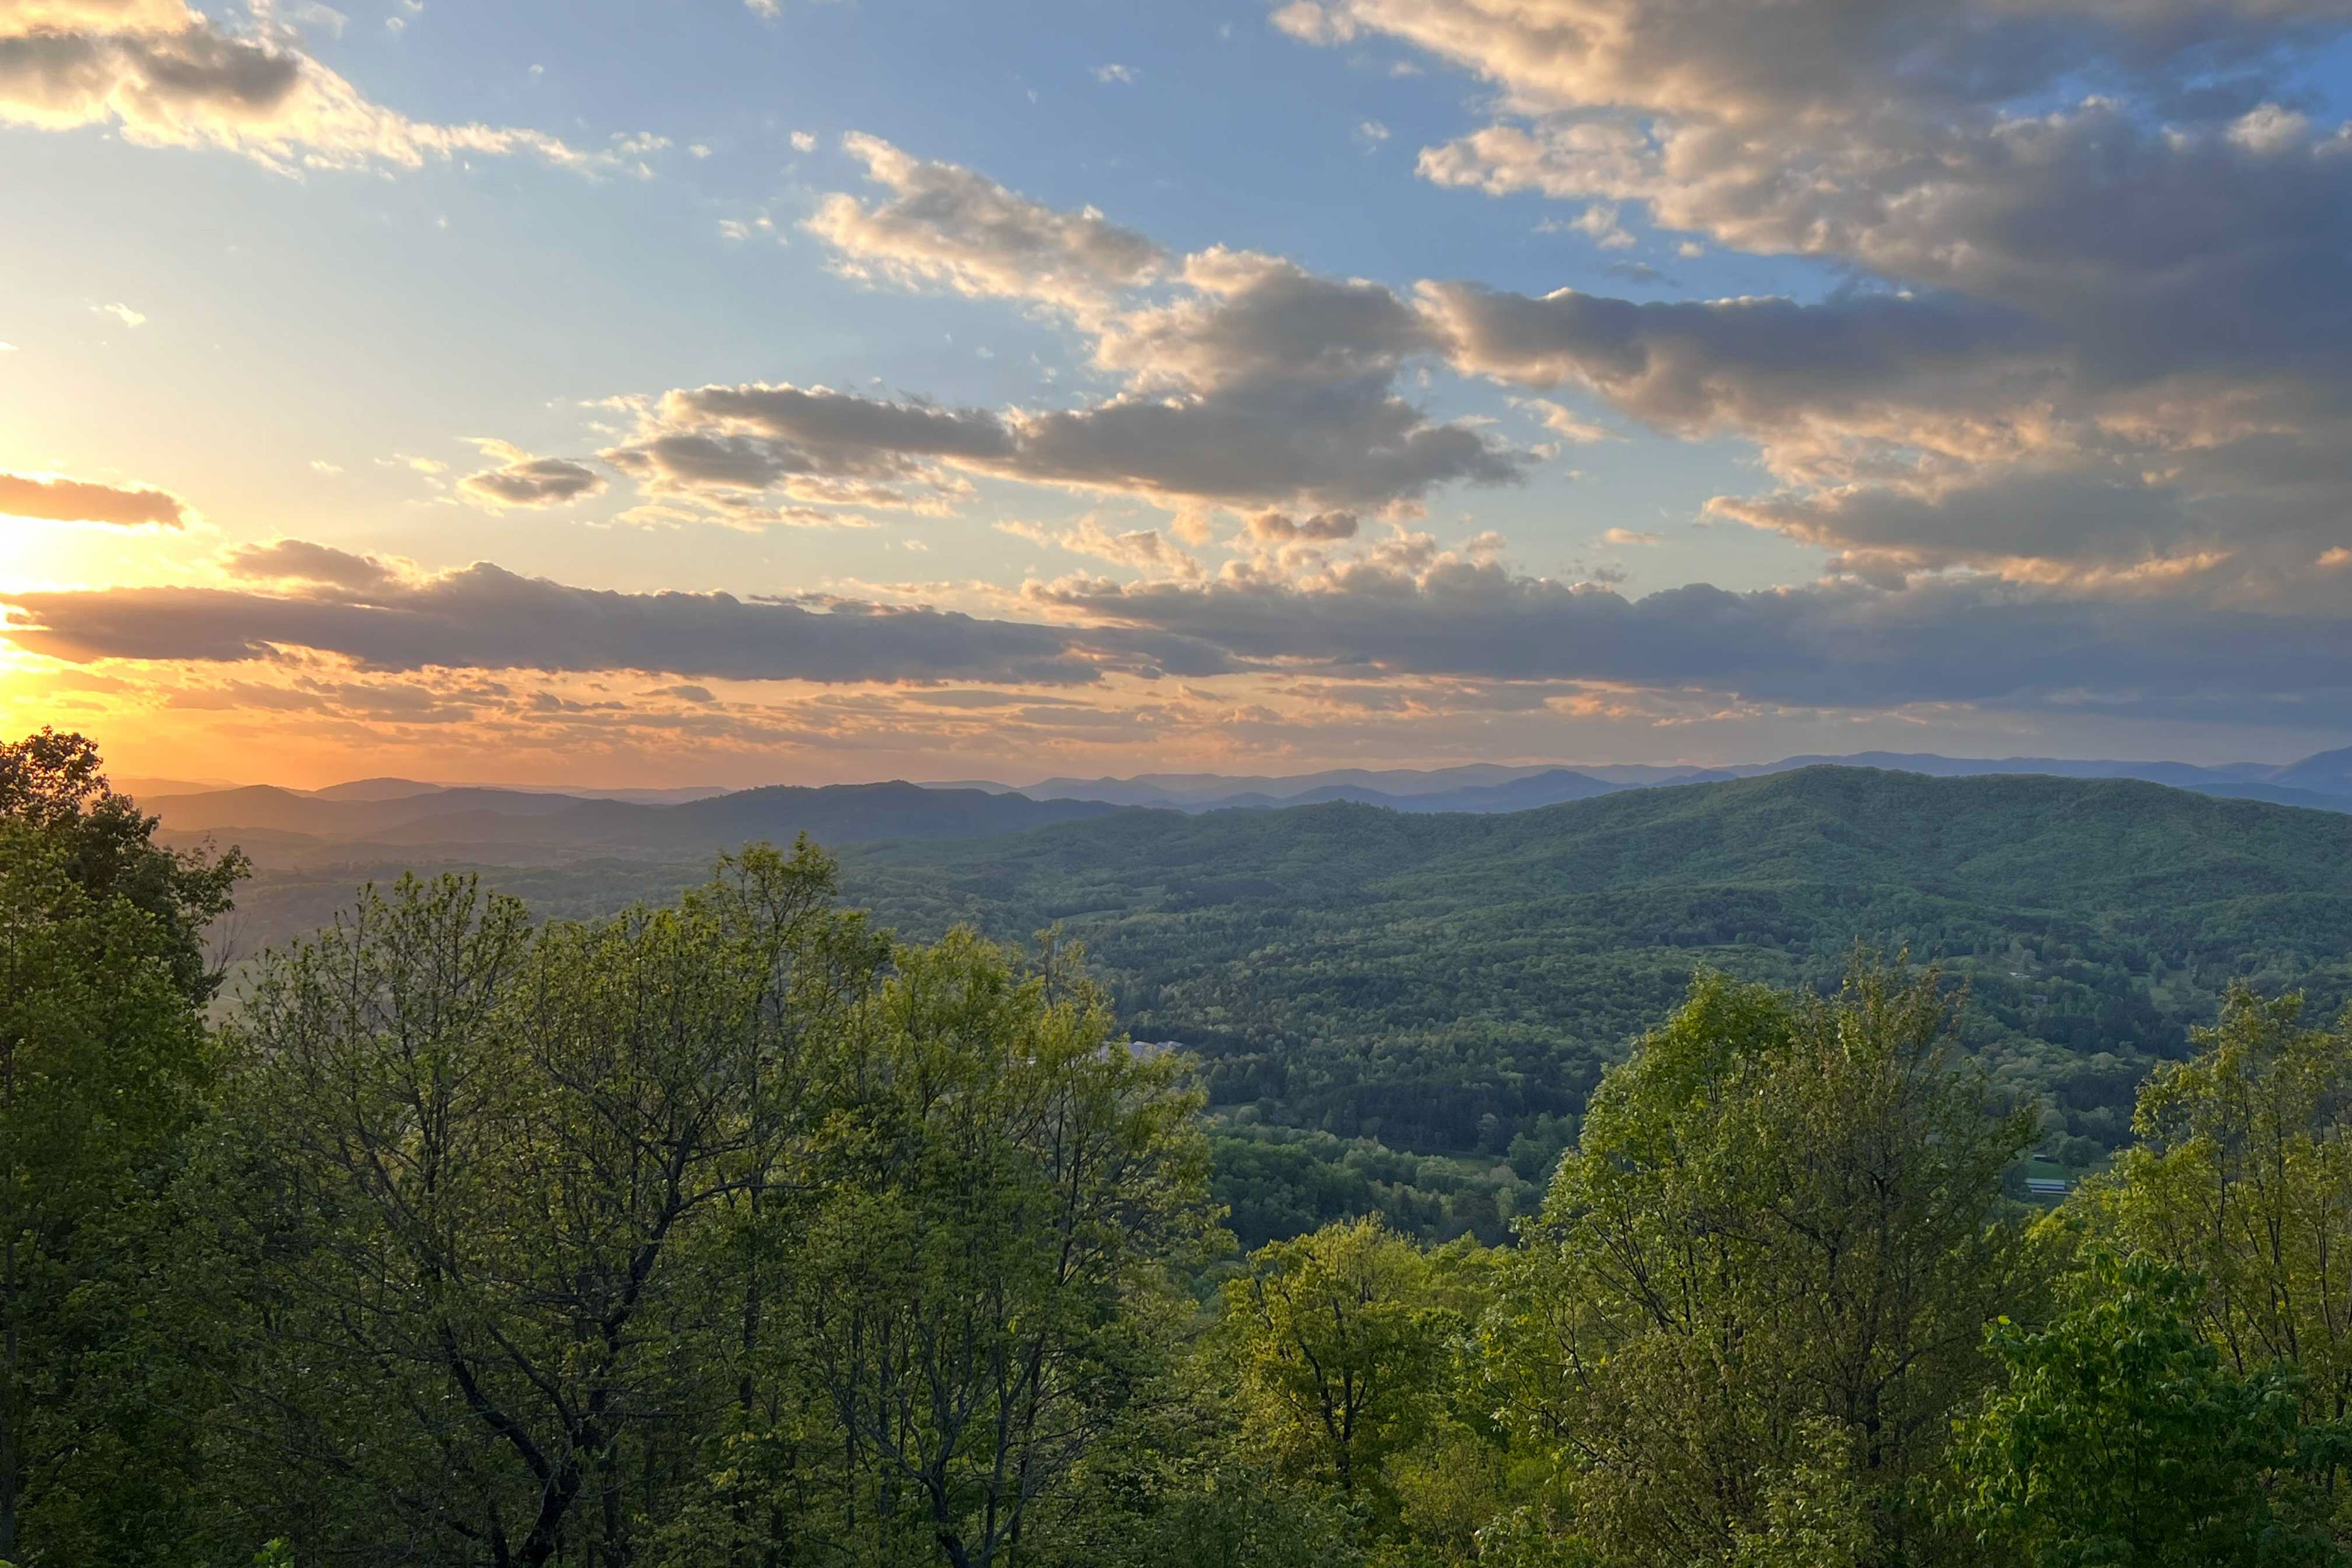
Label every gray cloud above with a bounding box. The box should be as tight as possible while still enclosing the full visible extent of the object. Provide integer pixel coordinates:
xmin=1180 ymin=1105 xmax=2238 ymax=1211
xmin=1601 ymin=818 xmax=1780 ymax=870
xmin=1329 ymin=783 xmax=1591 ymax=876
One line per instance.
xmin=0 ymin=0 xmax=657 ymax=173
xmin=1708 ymin=471 xmax=2209 ymax=579
xmin=599 ymin=383 xmax=1012 ymax=516
xmin=7 ymin=541 xmax=2346 ymax=726
xmin=456 ymin=448 xmax=608 ymax=510
xmin=1033 ymin=554 xmax=2352 ymax=723
xmin=0 ymin=468 xmax=186 ymax=527
xmin=1092 ymin=248 xmax=1439 ymax=390
xmin=1005 ymin=374 xmax=1520 ymax=507
xmin=221 ymin=538 xmax=399 ymax=590
xmin=676 ymin=383 xmax=1017 ymax=462
xmin=1422 ymin=282 xmax=2052 ymax=434
xmin=1 ymin=556 xmax=1232 ymax=685
xmin=1248 ymin=510 xmax=1360 ymax=543
xmin=607 ymin=337 xmax=1521 ymax=517
xmin=615 ymin=221 xmax=1525 ymax=518
xmin=805 ymin=132 xmax=1165 ymax=312
xmin=1273 ymin=1 xmax=2352 ymax=584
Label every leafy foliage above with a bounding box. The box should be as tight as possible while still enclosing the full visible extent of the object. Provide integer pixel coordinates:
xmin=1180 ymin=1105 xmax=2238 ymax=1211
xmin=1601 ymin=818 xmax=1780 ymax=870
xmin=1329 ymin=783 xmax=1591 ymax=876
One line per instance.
xmin=1952 ymin=1251 xmax=2341 ymax=1567
xmin=1487 ymin=967 xmax=2041 ymax=1567
xmin=2091 ymin=987 xmax=2352 ymax=1436
xmin=1221 ymin=1217 xmax=1458 ymax=1499
xmin=838 ymin=769 xmax=2352 ymax=1167
xmin=15 ymin=733 xmax=2352 ymax=1567
xmin=0 ymin=733 xmax=243 ymax=1564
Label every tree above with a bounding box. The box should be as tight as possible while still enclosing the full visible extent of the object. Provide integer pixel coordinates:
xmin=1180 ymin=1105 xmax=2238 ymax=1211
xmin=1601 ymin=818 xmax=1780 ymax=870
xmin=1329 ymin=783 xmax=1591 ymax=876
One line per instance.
xmin=1102 ymin=1461 xmax=1362 ymax=1568
xmin=792 ymin=930 xmax=1215 ymax=1568
xmin=210 ymin=844 xmax=865 ymax=1566
xmin=0 ymin=732 xmax=243 ymax=1564
xmin=2094 ymin=985 xmax=2352 ymax=1439
xmin=1950 ymin=1250 xmax=2342 ymax=1567
xmin=1490 ymin=963 xmax=2041 ymax=1567
xmin=0 ymin=729 xmax=243 ymax=1004
xmin=1221 ymin=1217 xmax=1454 ymax=1501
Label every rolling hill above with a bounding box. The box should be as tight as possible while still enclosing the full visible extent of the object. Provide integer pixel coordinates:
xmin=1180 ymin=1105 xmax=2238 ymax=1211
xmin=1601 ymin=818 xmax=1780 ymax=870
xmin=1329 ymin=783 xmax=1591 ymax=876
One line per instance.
xmin=838 ymin=767 xmax=2352 ymax=1156
xmin=211 ymin=767 xmax=2352 ymax=1184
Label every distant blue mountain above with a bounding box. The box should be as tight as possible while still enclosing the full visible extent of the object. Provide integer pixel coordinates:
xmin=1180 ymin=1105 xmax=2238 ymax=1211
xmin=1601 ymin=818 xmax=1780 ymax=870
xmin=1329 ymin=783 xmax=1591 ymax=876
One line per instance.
xmin=981 ymin=747 xmax=2352 ymax=814
xmin=2271 ymin=746 xmax=2352 ymax=797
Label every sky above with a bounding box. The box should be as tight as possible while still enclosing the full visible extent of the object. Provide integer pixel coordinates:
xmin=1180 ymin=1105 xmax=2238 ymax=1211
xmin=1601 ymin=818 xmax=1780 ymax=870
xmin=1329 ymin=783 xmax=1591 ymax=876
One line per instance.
xmin=2 ymin=0 xmax=2350 ymax=788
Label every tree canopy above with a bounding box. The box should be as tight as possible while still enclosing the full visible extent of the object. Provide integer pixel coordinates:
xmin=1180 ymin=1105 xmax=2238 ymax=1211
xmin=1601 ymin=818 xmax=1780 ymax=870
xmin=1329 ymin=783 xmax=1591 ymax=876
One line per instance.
xmin=8 ymin=729 xmax=2352 ymax=1567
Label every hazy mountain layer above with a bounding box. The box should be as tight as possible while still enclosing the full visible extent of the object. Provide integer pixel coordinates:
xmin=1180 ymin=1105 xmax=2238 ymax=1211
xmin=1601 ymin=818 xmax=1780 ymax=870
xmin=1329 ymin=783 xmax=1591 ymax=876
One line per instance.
xmin=149 ymin=780 xmax=1123 ymax=870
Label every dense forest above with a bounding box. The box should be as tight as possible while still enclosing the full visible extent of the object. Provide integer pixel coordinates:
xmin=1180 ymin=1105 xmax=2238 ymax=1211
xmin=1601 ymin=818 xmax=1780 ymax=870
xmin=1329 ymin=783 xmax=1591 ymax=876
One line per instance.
xmin=12 ymin=727 xmax=2352 ymax=1566
xmin=225 ymin=767 xmax=2352 ymax=1248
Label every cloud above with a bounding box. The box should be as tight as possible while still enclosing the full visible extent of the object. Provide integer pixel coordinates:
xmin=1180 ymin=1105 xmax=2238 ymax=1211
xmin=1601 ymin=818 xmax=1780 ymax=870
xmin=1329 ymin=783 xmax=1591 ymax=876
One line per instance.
xmin=1569 ymin=203 xmax=1633 ymax=249
xmin=1513 ymin=396 xmax=1613 ymax=444
xmin=0 ymin=0 xmax=660 ymax=175
xmin=998 ymin=515 xmax=1204 ymax=579
xmin=94 ymin=300 xmax=144 ymax=326
xmin=11 ymin=541 xmax=2348 ymax=740
xmin=1093 ymin=247 xmax=1439 ymax=390
xmin=0 ymin=554 xmax=1234 ymax=685
xmin=1091 ymin=62 xmax=1137 ymax=84
xmin=1421 ymin=273 xmax=2352 ymax=581
xmin=1002 ymin=370 xmax=1518 ymax=510
xmin=601 ymin=231 xmax=1525 ymax=518
xmin=3 ymin=2 xmax=197 ymax=36
xmin=1427 ymin=284 xmax=2050 ymax=435
xmin=1603 ymin=260 xmax=1668 ymax=286
xmin=456 ymin=440 xmax=607 ymax=510
xmin=1028 ymin=544 xmax=2352 ymax=724
xmin=600 ymin=382 xmax=1012 ymax=519
xmin=1269 ymin=0 xmax=2352 ymax=589
xmin=804 ymin=132 xmax=1164 ymax=313
xmin=1246 ymin=509 xmax=1360 ymax=545
xmin=783 ymin=145 xmax=1528 ymax=512
xmin=980 ymin=247 xmax=1523 ymax=508
xmin=0 ymin=468 xmax=186 ymax=527
xmin=221 ymin=537 xmax=400 ymax=590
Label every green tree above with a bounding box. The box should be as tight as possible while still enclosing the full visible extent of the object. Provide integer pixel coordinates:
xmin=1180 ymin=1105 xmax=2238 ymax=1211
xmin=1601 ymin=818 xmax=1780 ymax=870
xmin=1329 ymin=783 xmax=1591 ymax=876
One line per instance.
xmin=0 ymin=729 xmax=243 ymax=1005
xmin=1490 ymin=963 xmax=2040 ymax=1568
xmin=1950 ymin=1250 xmax=2342 ymax=1567
xmin=209 ymin=844 xmax=865 ymax=1566
xmin=2093 ymin=985 xmax=2352 ymax=1436
xmin=1106 ymin=1462 xmax=1362 ymax=1568
xmin=1221 ymin=1216 xmax=1456 ymax=1502
xmin=0 ymin=732 xmax=243 ymax=1564
xmin=790 ymin=930 xmax=1215 ymax=1568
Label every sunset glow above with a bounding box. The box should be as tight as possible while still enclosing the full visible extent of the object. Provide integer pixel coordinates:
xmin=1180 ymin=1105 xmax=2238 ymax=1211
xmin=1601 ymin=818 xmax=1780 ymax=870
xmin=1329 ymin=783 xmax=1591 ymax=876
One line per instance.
xmin=5 ymin=0 xmax=2349 ymax=786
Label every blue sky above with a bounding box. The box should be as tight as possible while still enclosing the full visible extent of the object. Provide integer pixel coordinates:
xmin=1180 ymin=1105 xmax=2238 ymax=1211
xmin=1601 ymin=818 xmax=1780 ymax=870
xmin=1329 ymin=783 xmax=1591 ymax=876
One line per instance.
xmin=2 ymin=0 xmax=2348 ymax=785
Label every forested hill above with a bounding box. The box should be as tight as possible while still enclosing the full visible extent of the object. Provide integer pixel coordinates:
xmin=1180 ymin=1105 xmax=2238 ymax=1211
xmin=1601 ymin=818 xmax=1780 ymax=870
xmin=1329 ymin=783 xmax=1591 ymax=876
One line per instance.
xmin=212 ymin=765 xmax=2352 ymax=1194
xmin=839 ymin=766 xmax=2352 ymax=1161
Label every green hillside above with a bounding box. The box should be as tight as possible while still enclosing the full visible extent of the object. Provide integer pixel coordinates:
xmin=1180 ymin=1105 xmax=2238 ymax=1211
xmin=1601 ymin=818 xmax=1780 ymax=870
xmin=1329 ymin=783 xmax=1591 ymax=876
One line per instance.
xmin=215 ymin=765 xmax=2352 ymax=1244
xmin=839 ymin=767 xmax=2352 ymax=1162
